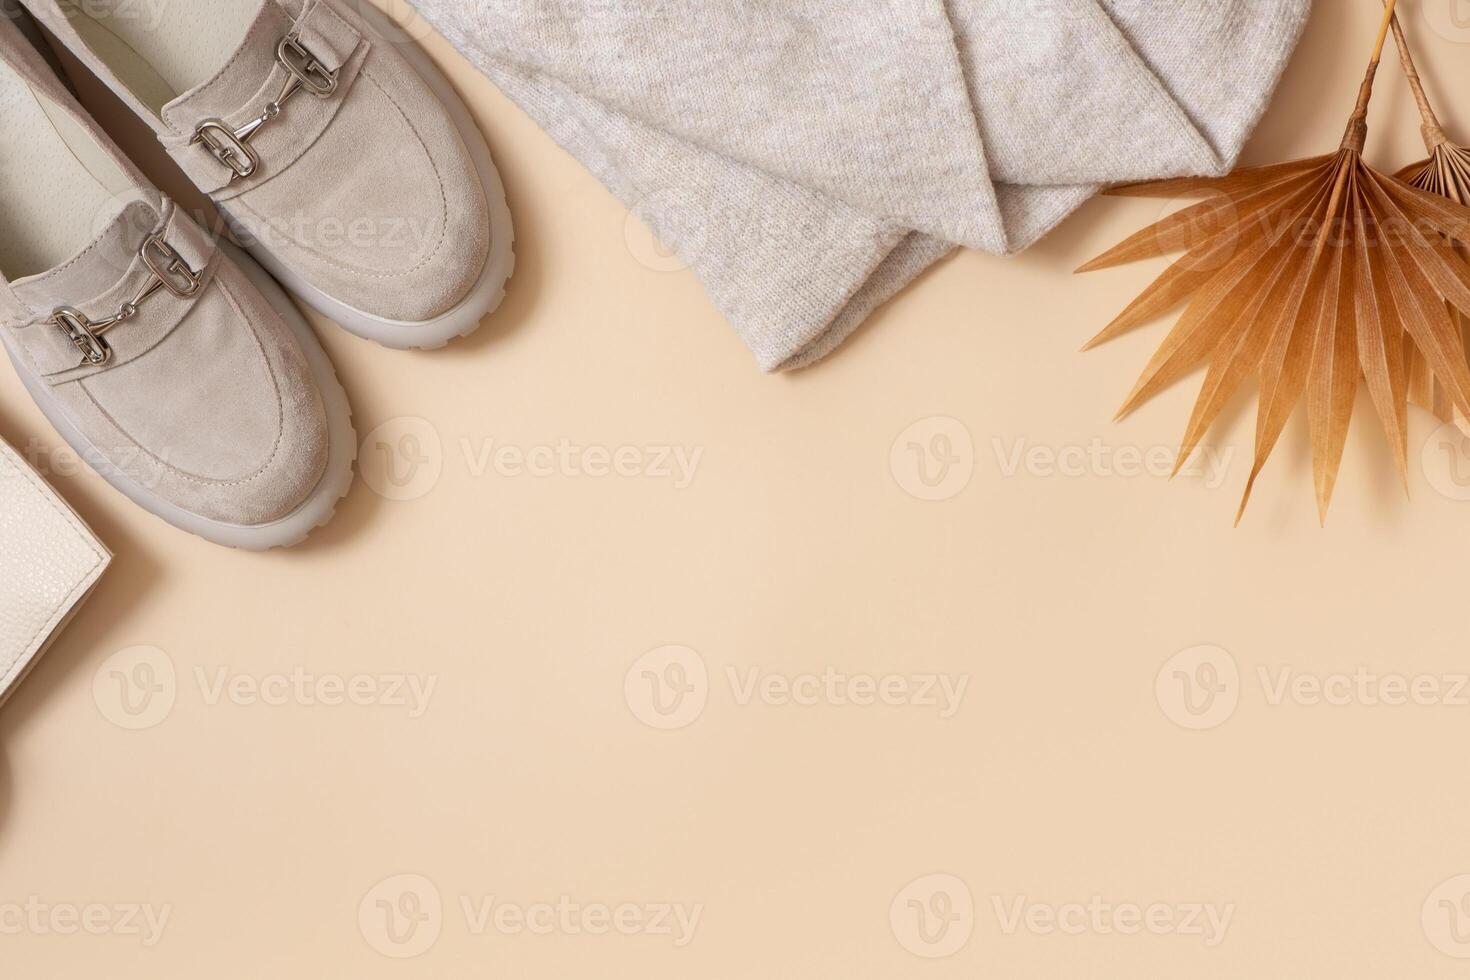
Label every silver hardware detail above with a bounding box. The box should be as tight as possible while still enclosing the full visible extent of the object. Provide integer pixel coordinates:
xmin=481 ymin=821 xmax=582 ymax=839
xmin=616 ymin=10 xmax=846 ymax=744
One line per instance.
xmin=191 ymin=32 xmax=341 ymax=183
xmin=51 ymin=233 xmax=202 ymax=367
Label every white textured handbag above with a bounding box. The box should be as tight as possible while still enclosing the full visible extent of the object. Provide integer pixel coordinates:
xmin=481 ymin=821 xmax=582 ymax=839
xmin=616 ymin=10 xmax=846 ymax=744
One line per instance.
xmin=0 ymin=437 xmax=110 ymax=707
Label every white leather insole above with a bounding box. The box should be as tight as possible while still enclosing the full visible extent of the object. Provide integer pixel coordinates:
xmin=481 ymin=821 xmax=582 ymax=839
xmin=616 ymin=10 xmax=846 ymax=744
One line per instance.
xmin=0 ymin=61 xmax=121 ymax=281
xmin=58 ymin=0 xmax=259 ymax=114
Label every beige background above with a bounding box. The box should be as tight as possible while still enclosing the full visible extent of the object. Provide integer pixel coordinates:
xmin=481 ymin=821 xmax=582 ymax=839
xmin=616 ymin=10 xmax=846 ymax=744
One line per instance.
xmin=6 ymin=0 xmax=1470 ymax=975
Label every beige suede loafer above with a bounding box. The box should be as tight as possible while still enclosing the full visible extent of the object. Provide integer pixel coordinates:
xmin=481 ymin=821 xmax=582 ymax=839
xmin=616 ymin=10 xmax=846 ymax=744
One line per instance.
xmin=0 ymin=14 xmax=354 ymax=549
xmin=26 ymin=0 xmax=515 ymax=349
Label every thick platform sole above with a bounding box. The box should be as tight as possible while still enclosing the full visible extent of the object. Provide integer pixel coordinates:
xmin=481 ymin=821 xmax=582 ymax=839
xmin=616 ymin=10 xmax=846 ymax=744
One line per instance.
xmin=2 ymin=243 xmax=357 ymax=551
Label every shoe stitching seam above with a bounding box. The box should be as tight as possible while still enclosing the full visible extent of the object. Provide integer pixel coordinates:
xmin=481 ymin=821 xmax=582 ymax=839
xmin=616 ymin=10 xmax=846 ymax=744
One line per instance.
xmin=230 ymin=68 xmax=451 ymax=281
xmin=57 ymin=1 xmax=180 ymax=120
xmin=160 ymin=6 xmax=281 ymax=133
xmin=77 ymin=278 xmax=288 ymax=489
xmin=20 ymin=204 xmax=149 ymax=290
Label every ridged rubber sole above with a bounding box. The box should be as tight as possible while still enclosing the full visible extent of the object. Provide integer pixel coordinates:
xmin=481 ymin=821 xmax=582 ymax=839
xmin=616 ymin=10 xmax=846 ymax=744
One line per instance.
xmin=2 ymin=242 xmax=357 ymax=551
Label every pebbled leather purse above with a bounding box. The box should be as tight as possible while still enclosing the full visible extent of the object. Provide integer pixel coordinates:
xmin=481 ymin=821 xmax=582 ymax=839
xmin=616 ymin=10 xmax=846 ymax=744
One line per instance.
xmin=0 ymin=437 xmax=110 ymax=707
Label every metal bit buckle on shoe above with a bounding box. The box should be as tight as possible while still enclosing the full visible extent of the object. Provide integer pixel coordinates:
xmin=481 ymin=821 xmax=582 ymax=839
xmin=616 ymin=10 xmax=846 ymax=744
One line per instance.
xmin=51 ymin=233 xmax=202 ymax=367
xmin=191 ymin=32 xmax=341 ymax=183
xmin=278 ymin=33 xmax=339 ymax=97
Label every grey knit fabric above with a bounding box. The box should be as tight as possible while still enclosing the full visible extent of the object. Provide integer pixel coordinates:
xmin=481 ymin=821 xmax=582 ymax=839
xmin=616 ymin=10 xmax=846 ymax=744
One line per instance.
xmin=412 ymin=0 xmax=1312 ymax=371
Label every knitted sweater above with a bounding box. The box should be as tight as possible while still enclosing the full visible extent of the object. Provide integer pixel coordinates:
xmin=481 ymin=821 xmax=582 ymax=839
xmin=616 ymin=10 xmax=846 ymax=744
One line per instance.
xmin=412 ymin=0 xmax=1313 ymax=371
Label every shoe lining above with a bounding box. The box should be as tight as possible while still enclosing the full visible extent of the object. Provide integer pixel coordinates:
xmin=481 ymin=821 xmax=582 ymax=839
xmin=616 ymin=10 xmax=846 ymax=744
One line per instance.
xmin=0 ymin=57 xmax=130 ymax=280
xmin=55 ymin=0 xmax=260 ymax=116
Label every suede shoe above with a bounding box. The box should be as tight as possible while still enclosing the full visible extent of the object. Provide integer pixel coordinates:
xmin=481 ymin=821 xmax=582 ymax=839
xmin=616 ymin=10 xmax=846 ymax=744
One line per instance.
xmin=25 ymin=0 xmax=515 ymax=349
xmin=0 ymin=13 xmax=355 ymax=549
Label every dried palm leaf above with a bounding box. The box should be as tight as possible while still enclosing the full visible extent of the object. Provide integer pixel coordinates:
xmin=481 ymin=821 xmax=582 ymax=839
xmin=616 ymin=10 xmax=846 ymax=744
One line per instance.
xmin=1386 ymin=8 xmax=1470 ymax=431
xmin=1078 ymin=0 xmax=1470 ymax=523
